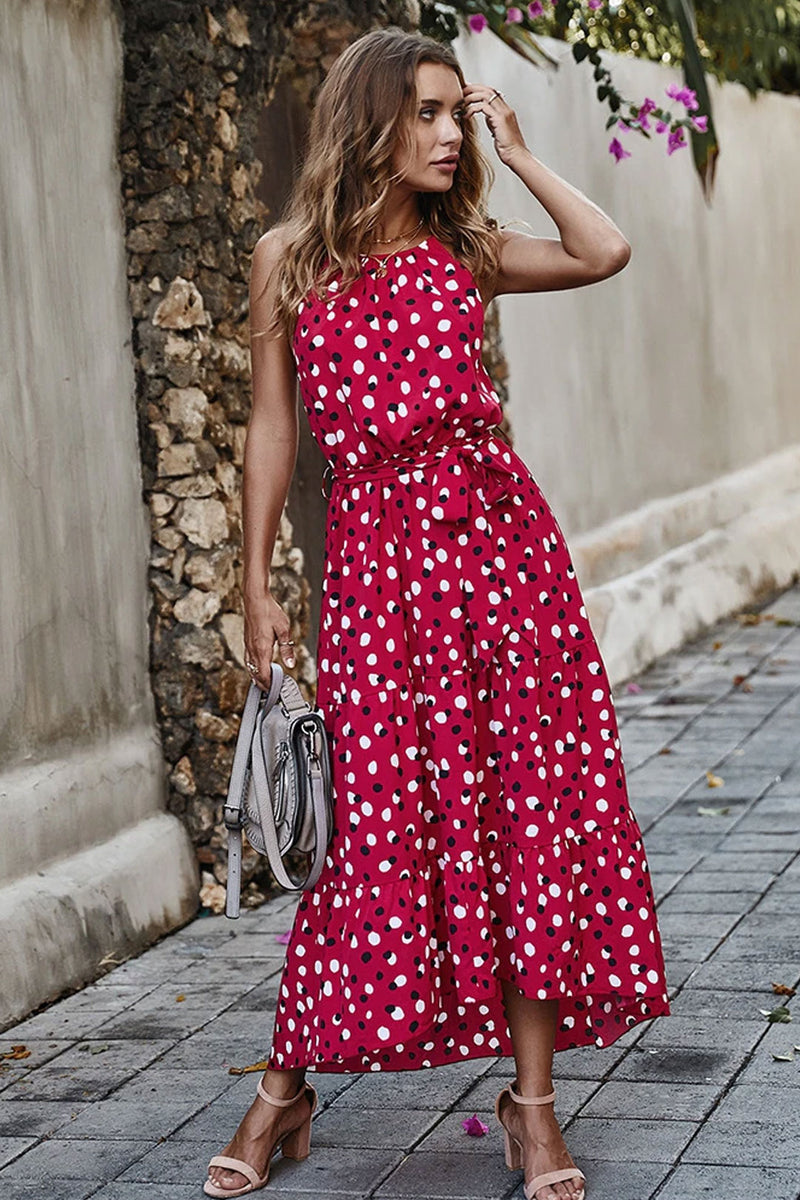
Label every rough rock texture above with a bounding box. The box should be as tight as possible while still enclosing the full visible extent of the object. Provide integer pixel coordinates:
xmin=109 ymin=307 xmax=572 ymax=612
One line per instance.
xmin=119 ymin=0 xmax=510 ymax=903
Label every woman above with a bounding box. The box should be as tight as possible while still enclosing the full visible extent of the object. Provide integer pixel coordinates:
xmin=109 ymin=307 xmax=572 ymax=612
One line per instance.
xmin=204 ymin=26 xmax=669 ymax=1200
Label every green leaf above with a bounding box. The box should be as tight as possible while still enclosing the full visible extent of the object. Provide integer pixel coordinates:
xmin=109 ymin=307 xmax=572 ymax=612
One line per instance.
xmin=772 ymin=1051 xmax=795 ymax=1062
xmin=760 ymin=1006 xmax=793 ymax=1024
xmin=697 ymin=805 xmax=731 ymax=817
xmin=572 ymin=41 xmax=591 ymax=62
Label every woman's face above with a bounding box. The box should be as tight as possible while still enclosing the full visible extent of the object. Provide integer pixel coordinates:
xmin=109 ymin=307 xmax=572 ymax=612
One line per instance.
xmin=392 ymin=61 xmax=466 ymax=192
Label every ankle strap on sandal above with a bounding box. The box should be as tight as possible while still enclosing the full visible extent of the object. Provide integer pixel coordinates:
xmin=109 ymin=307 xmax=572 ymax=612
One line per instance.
xmin=256 ymin=1079 xmax=308 ymax=1107
xmin=508 ymin=1080 xmax=556 ymax=1106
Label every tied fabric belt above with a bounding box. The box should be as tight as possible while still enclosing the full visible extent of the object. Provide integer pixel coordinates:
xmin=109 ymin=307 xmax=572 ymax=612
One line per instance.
xmin=321 ymin=425 xmax=522 ymax=523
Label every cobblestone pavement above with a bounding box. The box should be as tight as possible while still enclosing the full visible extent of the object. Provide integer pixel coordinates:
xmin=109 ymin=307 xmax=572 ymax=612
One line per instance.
xmin=2 ymin=583 xmax=800 ymax=1200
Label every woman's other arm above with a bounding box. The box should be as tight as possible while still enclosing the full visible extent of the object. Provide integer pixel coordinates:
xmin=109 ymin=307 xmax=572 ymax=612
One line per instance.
xmin=242 ymin=226 xmax=299 ymax=683
xmin=461 ymin=84 xmax=631 ymax=301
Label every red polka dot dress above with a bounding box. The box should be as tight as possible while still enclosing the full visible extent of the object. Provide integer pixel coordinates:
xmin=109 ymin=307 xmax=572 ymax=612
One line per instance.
xmin=265 ymin=234 xmax=670 ymax=1073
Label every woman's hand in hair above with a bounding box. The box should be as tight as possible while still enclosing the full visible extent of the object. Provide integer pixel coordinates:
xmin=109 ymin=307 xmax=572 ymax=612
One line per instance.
xmin=462 ymin=83 xmax=529 ymax=169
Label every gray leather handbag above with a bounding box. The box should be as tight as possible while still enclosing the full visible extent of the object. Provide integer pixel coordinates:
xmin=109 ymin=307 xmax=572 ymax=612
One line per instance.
xmin=223 ymin=663 xmax=334 ymax=918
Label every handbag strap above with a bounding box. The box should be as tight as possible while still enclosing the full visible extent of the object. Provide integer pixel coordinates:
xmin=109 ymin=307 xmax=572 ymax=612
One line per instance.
xmin=223 ymin=666 xmax=284 ymax=919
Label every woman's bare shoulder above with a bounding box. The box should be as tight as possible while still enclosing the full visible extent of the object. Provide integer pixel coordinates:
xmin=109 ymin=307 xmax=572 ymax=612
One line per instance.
xmin=253 ymin=224 xmax=293 ymax=267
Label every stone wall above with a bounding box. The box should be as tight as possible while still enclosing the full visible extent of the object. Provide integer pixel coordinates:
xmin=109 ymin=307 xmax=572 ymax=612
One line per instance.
xmin=119 ymin=0 xmax=454 ymax=906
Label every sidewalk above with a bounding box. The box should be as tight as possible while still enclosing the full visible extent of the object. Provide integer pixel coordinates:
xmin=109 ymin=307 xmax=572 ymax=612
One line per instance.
xmin=2 ymin=583 xmax=799 ymax=1200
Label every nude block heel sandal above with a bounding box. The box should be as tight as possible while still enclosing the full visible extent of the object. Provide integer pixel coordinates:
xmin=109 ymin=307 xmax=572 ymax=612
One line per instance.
xmin=203 ymin=1079 xmax=318 ymax=1198
xmin=494 ymin=1079 xmax=586 ymax=1200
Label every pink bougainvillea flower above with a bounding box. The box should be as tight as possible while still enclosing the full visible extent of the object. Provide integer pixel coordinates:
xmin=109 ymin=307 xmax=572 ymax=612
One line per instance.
xmin=609 ymin=137 xmax=631 ymax=162
xmin=506 ymin=6 xmax=524 ymax=22
xmin=635 ymin=96 xmax=656 ymax=131
xmin=275 ymin=930 xmax=292 ymax=944
xmin=528 ymin=0 xmax=545 ymax=16
xmin=655 ymin=119 xmax=670 ymax=134
xmin=667 ymin=126 xmax=687 ymax=154
xmin=468 ymin=13 xmax=488 ymax=32
xmin=626 ymin=682 xmax=643 ymax=694
xmin=691 ymin=114 xmax=709 ymax=133
xmin=588 ymin=0 xmax=604 ymax=8
xmin=461 ymin=1115 xmax=490 ymax=1136
xmin=665 ymin=83 xmax=699 ymax=112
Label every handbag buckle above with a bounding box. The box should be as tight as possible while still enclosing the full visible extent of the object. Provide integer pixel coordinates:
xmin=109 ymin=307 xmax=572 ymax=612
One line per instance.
xmin=223 ymin=804 xmax=243 ymax=830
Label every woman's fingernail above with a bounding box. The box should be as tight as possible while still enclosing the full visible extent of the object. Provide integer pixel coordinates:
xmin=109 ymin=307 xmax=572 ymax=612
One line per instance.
xmin=287 ymin=654 xmax=295 ymax=666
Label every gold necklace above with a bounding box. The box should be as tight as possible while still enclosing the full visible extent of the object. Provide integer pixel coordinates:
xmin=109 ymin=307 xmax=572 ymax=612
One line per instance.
xmin=373 ymin=217 xmax=425 ymax=244
xmin=362 ymin=218 xmax=426 ymax=279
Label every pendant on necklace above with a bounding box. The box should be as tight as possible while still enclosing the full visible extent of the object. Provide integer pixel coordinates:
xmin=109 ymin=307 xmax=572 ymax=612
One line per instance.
xmin=375 ymin=263 xmax=388 ymax=278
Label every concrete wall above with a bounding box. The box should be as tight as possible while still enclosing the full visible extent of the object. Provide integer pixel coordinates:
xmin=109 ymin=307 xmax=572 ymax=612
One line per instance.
xmin=455 ymin=31 xmax=800 ymax=679
xmin=0 ymin=0 xmax=197 ymax=1029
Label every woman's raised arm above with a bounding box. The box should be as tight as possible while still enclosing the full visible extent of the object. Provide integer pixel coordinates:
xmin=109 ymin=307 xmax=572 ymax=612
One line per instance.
xmin=242 ymin=227 xmax=299 ymax=683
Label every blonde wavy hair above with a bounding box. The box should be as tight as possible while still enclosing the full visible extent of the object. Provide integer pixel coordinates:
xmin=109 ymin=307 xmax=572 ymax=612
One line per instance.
xmin=264 ymin=27 xmax=503 ymax=340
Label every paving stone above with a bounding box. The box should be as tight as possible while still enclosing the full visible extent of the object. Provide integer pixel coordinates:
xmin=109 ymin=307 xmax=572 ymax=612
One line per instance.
xmin=662 ymin=964 xmax=696 ymax=997
xmin=710 ymin=933 xmax=799 ymax=961
xmin=56 ymin=985 xmax=158 ymax=1011
xmin=372 ymin=1148 xmax=511 ymax=1197
xmin=665 ymin=989 xmax=773 ymax=1021
xmin=53 ymin=1098 xmax=203 ymax=1140
xmin=0 ymin=1099 xmax=86 ymax=1138
xmin=655 ymin=912 xmax=740 ymax=940
xmin=329 ymin=1060 xmax=488 ymax=1111
xmin=697 ymin=850 xmax=796 ymax=872
xmin=8 ymin=1009 xmax=123 ymax=1041
xmin=634 ymin=1017 xmax=764 ymax=1055
xmin=735 ymin=1032 xmax=800 ymax=1087
xmin=41 ymin=1040 xmax=175 ymax=1075
xmin=168 ymin=959 xmax=280 ymax=986
xmin=1 ymin=1067 xmax=141 ymax=1103
xmin=711 ymin=1082 xmax=800 ymax=1125
xmin=0 ymin=1138 xmax=37 ymax=1169
xmin=580 ymin=1081 xmax=720 ymax=1121
xmin=225 ymin=982 xmax=282 ymax=1011
xmin=656 ymin=1163 xmax=800 ymax=1200
xmin=681 ymin=1117 xmax=800 ymax=1166
xmin=204 ymin=934 xmax=292 ymax=960
xmin=306 ymin=1105 xmax=442 ymax=1151
xmin=490 ymin=1044 xmax=627 ymax=1081
xmin=684 ymin=960 xmax=800 ymax=992
xmin=127 ymin=981 xmax=259 ymax=1014
xmin=89 ymin=1186 xmax=202 ymax=1200
xmin=608 ymin=1046 xmax=746 ymax=1085
xmin=672 ymin=870 xmax=778 ymax=893
xmin=657 ymin=934 xmax=722 ymax=963
xmin=656 ymin=890 xmax=760 ymax=915
xmin=145 ymin=1032 xmax=277 ymax=1073
xmin=107 ymin=1066 xmax=240 ymax=1103
xmin=92 ymin=1012 xmax=208 ymax=1040
xmin=0 ymin=1182 xmax=99 ymax=1199
xmin=0 ymin=1039 xmax=74 ymax=1070
xmin=564 ymin=1116 xmax=696 ymax=1162
xmin=0 ymin=1137 xmax=153 ymax=1180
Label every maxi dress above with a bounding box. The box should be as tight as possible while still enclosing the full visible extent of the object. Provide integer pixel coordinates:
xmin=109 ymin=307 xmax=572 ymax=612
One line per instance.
xmin=265 ymin=234 xmax=670 ymax=1074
